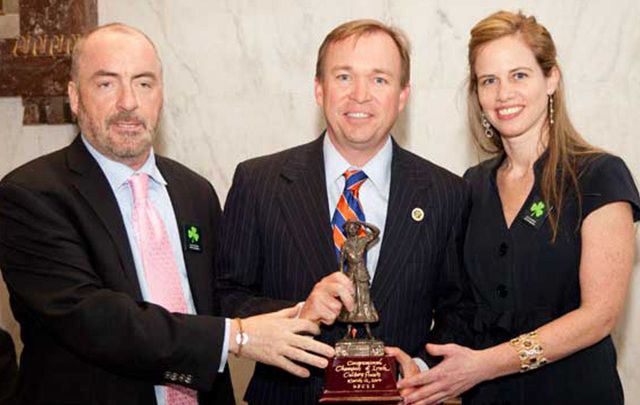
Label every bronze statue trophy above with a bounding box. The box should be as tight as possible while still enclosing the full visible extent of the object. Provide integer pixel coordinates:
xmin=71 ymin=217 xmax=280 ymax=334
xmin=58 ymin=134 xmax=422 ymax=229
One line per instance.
xmin=320 ymin=221 xmax=402 ymax=403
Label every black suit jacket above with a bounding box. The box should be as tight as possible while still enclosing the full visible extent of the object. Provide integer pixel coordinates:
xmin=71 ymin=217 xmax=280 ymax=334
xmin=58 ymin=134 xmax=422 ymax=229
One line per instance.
xmin=216 ymin=135 xmax=471 ymax=404
xmin=0 ymin=136 xmax=234 ymax=404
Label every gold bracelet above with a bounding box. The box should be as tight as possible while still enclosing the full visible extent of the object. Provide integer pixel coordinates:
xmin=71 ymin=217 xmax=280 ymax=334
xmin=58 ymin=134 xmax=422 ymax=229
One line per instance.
xmin=509 ymin=331 xmax=548 ymax=372
xmin=234 ymin=318 xmax=249 ymax=358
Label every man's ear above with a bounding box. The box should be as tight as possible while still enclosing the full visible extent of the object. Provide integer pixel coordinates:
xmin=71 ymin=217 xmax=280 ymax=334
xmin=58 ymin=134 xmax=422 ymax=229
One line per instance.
xmin=314 ymin=77 xmax=324 ymax=108
xmin=398 ymin=83 xmax=411 ymax=113
xmin=68 ymin=81 xmax=80 ymax=116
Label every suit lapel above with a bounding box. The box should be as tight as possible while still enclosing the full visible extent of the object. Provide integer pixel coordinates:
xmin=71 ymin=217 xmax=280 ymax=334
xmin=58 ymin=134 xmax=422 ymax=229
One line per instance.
xmin=157 ymin=160 xmax=187 ymax=255
xmin=278 ymin=136 xmax=337 ymax=282
xmin=66 ymin=136 xmax=142 ymax=299
xmin=157 ymin=159 xmax=212 ymax=315
xmin=371 ymin=143 xmax=432 ymax=310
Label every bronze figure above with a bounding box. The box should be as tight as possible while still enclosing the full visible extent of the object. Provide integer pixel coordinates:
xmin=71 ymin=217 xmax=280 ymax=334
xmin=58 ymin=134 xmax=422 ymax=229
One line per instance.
xmin=338 ymin=220 xmax=380 ymax=339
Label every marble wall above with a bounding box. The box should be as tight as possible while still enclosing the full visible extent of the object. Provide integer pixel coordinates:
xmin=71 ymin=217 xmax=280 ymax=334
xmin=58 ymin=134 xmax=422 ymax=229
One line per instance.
xmin=0 ymin=0 xmax=638 ymax=402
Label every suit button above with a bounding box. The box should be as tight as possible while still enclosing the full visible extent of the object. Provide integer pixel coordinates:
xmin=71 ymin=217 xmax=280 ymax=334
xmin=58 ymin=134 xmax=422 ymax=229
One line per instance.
xmin=496 ymin=284 xmax=508 ymax=298
xmin=498 ymin=242 xmax=508 ymax=257
xmin=184 ymin=375 xmax=193 ymax=384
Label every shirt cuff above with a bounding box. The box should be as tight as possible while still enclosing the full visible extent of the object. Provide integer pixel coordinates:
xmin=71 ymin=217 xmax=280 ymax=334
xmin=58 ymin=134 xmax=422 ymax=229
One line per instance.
xmin=413 ymin=357 xmax=429 ymax=372
xmin=397 ymin=357 xmax=428 ymax=381
xmin=218 ymin=318 xmax=231 ymax=373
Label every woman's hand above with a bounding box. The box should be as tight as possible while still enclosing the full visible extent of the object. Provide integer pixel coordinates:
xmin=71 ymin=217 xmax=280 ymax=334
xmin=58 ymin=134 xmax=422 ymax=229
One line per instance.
xmin=385 ymin=346 xmax=421 ymax=401
xmin=396 ymin=343 xmax=492 ymax=405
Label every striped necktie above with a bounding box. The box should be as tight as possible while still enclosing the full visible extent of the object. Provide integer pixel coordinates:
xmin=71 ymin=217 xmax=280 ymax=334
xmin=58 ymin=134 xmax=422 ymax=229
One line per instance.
xmin=331 ymin=169 xmax=367 ymax=261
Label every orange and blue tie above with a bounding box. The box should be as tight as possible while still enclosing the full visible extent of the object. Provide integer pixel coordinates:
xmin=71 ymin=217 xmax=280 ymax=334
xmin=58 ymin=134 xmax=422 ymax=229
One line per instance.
xmin=331 ymin=169 xmax=367 ymax=261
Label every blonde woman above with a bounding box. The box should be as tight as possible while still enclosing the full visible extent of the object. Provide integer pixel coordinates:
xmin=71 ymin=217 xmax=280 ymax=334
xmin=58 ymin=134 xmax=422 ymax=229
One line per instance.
xmin=389 ymin=10 xmax=640 ymax=405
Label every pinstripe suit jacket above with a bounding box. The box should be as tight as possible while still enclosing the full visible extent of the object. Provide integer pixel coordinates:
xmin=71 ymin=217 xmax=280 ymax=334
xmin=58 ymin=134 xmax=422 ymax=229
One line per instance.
xmin=217 ymin=135 xmax=471 ymax=404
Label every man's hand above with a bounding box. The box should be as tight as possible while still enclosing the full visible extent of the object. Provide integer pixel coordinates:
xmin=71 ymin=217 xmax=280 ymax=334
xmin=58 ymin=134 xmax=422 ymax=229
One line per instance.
xmin=232 ymin=306 xmax=335 ymax=378
xmin=299 ymin=272 xmax=354 ymax=325
xmin=396 ymin=343 xmax=488 ymax=404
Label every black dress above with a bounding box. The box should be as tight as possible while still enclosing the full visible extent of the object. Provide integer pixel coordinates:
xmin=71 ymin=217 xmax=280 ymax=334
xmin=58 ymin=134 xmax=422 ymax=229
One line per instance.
xmin=0 ymin=328 xmax=18 ymax=404
xmin=462 ymin=152 xmax=640 ymax=405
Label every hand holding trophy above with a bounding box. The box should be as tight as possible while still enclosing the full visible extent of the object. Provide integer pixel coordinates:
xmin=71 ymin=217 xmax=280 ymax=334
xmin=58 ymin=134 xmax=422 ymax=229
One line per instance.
xmin=320 ymin=220 xmax=402 ymax=403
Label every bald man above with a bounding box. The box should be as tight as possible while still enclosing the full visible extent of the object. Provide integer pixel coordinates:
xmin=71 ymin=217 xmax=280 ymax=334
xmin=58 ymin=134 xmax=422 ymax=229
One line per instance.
xmin=0 ymin=23 xmax=332 ymax=405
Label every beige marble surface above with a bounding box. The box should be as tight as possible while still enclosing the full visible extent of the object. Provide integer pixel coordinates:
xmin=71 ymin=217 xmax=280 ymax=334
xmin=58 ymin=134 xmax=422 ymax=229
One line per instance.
xmin=0 ymin=1 xmax=638 ymax=402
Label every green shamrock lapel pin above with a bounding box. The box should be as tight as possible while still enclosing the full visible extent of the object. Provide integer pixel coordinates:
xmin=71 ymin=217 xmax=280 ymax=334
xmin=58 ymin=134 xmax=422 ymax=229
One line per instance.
xmin=530 ymin=201 xmax=546 ymax=218
xmin=187 ymin=226 xmax=199 ymax=244
xmin=522 ymin=198 xmax=550 ymax=229
xmin=183 ymin=224 xmax=202 ymax=252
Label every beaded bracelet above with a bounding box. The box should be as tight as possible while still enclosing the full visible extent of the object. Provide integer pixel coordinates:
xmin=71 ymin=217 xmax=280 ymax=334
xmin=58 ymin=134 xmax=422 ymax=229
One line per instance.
xmin=509 ymin=331 xmax=548 ymax=372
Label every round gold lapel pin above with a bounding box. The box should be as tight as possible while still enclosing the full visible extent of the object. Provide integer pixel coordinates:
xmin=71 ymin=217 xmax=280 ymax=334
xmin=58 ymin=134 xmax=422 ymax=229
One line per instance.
xmin=411 ymin=207 xmax=424 ymax=222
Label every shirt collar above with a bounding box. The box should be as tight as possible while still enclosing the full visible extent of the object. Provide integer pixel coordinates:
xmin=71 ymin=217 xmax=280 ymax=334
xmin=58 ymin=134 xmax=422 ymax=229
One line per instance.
xmin=323 ymin=133 xmax=393 ymax=194
xmin=81 ymin=135 xmax=167 ymax=192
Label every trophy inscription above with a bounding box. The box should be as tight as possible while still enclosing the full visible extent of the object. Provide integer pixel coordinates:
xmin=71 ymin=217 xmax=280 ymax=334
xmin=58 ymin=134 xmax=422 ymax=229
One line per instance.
xmin=320 ymin=220 xmax=402 ymax=403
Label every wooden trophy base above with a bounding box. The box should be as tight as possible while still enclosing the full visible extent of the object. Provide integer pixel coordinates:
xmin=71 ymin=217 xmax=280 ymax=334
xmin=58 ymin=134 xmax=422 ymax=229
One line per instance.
xmin=320 ymin=339 xmax=401 ymax=404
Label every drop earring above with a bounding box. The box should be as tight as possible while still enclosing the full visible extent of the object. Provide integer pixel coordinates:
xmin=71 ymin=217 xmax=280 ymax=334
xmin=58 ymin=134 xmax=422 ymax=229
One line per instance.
xmin=548 ymin=94 xmax=555 ymax=125
xmin=481 ymin=113 xmax=494 ymax=138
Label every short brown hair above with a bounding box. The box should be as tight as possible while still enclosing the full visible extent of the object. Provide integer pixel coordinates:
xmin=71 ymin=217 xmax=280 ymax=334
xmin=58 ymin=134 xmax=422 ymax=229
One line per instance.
xmin=315 ymin=19 xmax=411 ymax=87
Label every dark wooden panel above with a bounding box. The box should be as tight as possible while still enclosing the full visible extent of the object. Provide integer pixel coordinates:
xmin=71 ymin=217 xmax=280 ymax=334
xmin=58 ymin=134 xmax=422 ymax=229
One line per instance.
xmin=0 ymin=0 xmax=96 ymax=124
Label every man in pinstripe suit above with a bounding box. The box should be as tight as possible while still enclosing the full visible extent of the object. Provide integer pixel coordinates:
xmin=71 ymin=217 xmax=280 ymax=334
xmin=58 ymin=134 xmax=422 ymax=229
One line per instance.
xmin=216 ymin=19 xmax=471 ymax=404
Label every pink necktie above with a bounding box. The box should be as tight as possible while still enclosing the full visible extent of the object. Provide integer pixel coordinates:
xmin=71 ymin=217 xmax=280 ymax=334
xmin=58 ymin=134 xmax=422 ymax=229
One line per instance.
xmin=129 ymin=173 xmax=198 ymax=405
